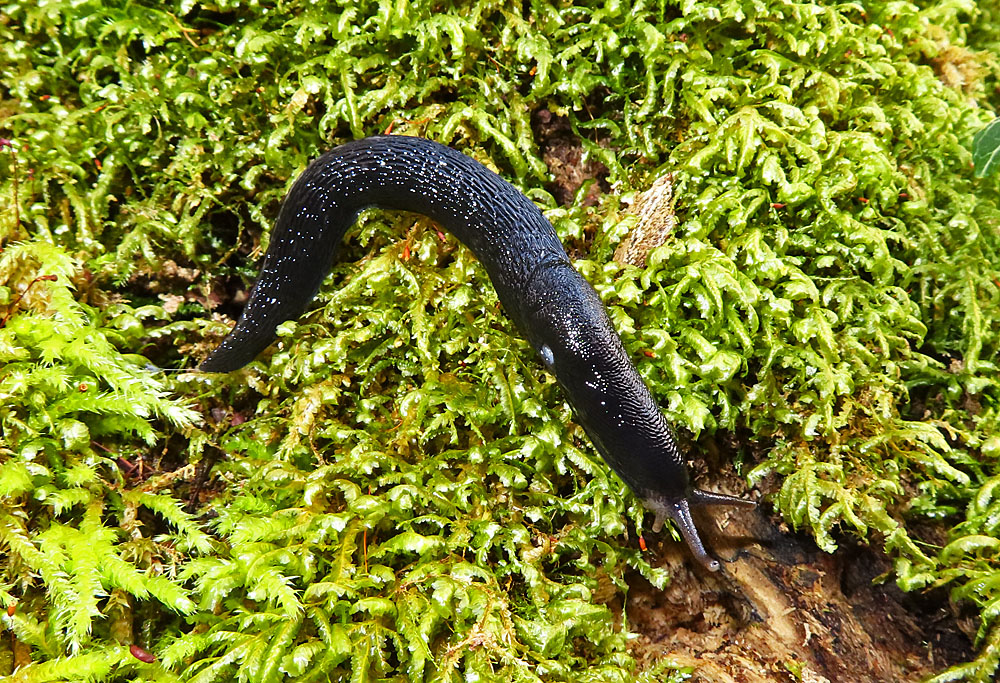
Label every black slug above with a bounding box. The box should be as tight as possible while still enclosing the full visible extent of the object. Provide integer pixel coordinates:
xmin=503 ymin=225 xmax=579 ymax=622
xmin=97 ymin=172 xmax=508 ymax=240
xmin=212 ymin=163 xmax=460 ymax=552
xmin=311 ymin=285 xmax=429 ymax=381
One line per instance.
xmin=201 ymin=135 xmax=753 ymax=571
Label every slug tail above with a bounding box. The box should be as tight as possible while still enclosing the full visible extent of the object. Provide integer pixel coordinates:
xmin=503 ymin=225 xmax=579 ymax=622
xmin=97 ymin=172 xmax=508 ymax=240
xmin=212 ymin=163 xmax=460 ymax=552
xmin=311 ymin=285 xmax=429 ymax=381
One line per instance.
xmin=199 ymin=327 xmax=282 ymax=373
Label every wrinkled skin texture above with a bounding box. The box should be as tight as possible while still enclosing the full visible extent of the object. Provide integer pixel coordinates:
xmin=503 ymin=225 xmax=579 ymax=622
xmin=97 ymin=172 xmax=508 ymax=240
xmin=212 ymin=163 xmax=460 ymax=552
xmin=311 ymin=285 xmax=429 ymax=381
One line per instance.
xmin=201 ymin=136 xmax=753 ymax=570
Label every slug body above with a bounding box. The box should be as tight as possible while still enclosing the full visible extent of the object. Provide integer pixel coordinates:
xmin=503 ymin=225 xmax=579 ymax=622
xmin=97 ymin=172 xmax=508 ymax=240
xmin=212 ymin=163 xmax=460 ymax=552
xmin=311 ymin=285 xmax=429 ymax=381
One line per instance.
xmin=202 ymin=136 xmax=752 ymax=570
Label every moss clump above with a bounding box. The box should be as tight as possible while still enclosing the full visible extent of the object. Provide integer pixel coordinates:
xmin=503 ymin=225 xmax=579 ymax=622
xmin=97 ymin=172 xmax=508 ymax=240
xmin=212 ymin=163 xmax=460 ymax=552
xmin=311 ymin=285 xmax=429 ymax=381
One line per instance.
xmin=2 ymin=0 xmax=1000 ymax=680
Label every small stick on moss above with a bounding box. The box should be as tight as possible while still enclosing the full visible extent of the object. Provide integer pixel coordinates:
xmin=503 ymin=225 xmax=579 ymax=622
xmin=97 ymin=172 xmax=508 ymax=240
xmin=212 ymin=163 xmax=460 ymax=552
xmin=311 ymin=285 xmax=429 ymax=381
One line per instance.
xmin=167 ymin=11 xmax=200 ymax=48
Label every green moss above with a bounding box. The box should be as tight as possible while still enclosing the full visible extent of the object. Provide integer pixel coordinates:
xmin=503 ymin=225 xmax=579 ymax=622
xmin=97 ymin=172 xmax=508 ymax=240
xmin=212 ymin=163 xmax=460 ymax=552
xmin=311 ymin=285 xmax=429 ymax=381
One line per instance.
xmin=2 ymin=0 xmax=1000 ymax=680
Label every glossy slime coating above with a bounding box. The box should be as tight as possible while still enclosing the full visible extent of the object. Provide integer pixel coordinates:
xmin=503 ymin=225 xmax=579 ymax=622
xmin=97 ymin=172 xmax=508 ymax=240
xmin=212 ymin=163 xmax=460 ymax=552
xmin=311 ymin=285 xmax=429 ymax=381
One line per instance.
xmin=201 ymin=136 xmax=752 ymax=570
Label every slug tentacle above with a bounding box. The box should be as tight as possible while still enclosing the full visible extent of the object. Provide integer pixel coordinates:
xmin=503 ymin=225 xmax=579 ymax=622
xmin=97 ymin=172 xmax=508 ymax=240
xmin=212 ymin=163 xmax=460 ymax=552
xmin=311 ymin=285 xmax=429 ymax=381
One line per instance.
xmin=690 ymin=488 xmax=758 ymax=509
xmin=201 ymin=135 xmax=753 ymax=568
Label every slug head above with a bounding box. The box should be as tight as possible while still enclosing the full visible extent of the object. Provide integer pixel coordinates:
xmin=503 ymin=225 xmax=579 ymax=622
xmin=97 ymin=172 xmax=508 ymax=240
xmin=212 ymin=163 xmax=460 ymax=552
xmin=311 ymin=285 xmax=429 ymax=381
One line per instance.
xmin=643 ymin=489 xmax=757 ymax=572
